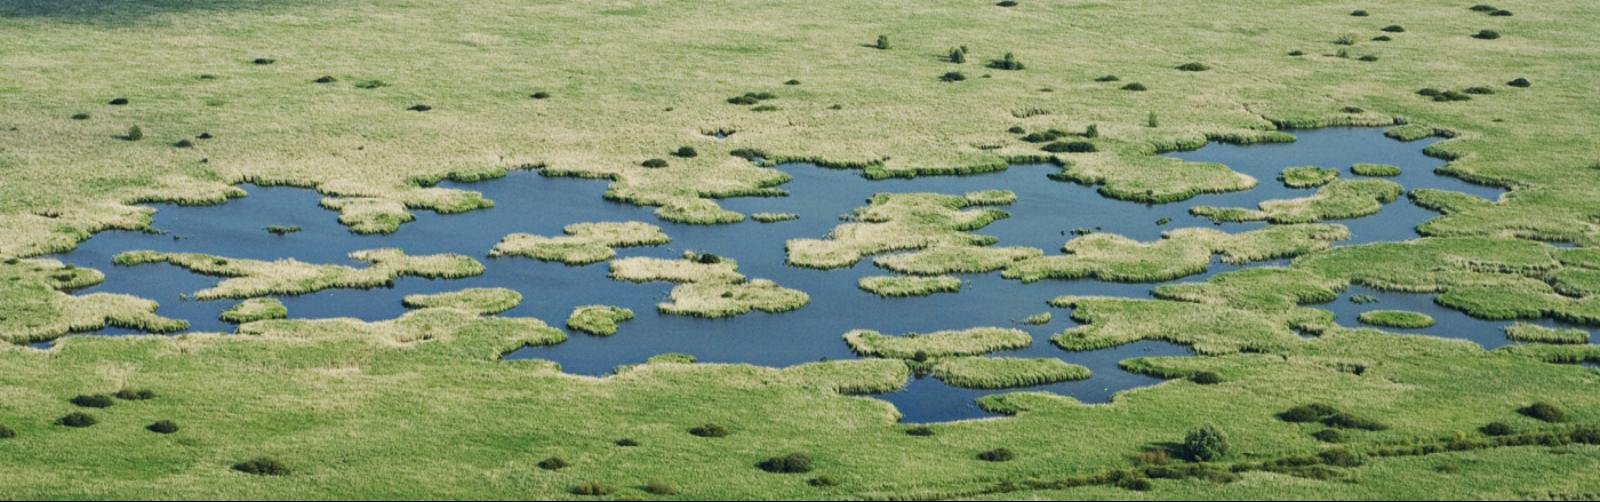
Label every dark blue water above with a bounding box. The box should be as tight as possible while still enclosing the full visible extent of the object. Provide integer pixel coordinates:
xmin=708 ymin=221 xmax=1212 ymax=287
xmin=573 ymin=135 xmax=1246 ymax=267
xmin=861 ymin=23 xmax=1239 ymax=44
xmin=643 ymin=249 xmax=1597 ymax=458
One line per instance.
xmin=44 ymin=127 xmax=1567 ymax=423
xmin=1326 ymin=286 xmax=1592 ymax=349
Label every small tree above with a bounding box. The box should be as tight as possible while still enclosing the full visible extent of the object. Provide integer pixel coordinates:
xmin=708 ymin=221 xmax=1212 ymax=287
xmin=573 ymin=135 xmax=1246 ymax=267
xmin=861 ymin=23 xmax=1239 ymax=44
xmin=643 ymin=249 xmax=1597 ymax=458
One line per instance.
xmin=875 ymin=34 xmax=890 ymax=50
xmin=125 ymin=125 xmax=143 ymax=141
xmin=1182 ymin=424 xmax=1229 ymax=461
xmin=948 ymin=47 xmax=966 ymax=63
xmin=1084 ymin=124 xmax=1099 ymax=138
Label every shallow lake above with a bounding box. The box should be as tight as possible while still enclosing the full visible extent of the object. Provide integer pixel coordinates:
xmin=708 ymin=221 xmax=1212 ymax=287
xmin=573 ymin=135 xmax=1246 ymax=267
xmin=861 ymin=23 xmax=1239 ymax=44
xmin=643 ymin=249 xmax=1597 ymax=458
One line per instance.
xmin=46 ymin=127 xmax=1585 ymax=422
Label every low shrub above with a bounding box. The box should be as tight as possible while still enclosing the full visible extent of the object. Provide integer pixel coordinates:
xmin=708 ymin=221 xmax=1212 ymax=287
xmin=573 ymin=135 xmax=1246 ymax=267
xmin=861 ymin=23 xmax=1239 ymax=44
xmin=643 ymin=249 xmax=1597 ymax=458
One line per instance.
xmin=124 ymin=125 xmax=143 ymax=141
xmin=1020 ymin=130 xmax=1065 ymax=142
xmin=197 ymin=132 xmax=213 ymax=139
xmin=537 ymin=457 xmax=569 ymax=470
xmin=1520 ymin=402 xmax=1568 ymax=423
xmin=70 ymin=394 xmax=114 ymax=408
xmin=1323 ymin=411 xmax=1387 ymax=431
xmin=641 ymin=158 xmax=669 ymax=168
xmin=313 ymin=75 xmax=336 ymax=83
xmin=1469 ymin=4 xmax=1497 ymax=12
xmin=906 ymin=425 xmax=935 ymax=436
xmin=1490 ymin=9 xmax=1512 ymax=16
xmin=1134 ymin=450 xmax=1171 ymax=465
xmin=108 ymin=97 xmax=129 ymax=105
xmin=1146 ymin=111 xmax=1159 ymax=127
xmin=673 ymin=146 xmax=698 ymax=158
xmin=1464 ymin=86 xmax=1495 ymax=95
xmin=407 ymin=104 xmax=432 ymax=112
xmin=251 ymin=57 xmax=275 ymax=65
xmin=0 ymin=425 xmax=15 ymax=439
xmin=1341 ymin=106 xmax=1364 ymax=113
xmin=1006 ymin=126 xmax=1026 ymax=134
xmin=644 ymin=479 xmax=677 ymax=495
xmin=1311 ymin=429 xmax=1346 ymax=443
xmin=757 ymin=453 xmax=814 ymax=473
xmin=948 ymin=47 xmax=966 ymax=63
xmin=1350 ymin=9 xmax=1368 ymax=16
xmin=1084 ymin=124 xmax=1099 ymax=138
xmin=115 ymin=388 xmax=156 ymax=400
xmin=71 ymin=112 xmax=90 ymax=120
xmin=1182 ymin=425 xmax=1228 ymax=461
xmin=530 ymin=91 xmax=551 ymax=99
xmin=808 ymin=474 xmax=841 ymax=487
xmin=996 ymin=0 xmax=1018 ymax=6
xmin=784 ymin=79 xmax=800 ymax=85
xmin=1094 ymin=74 xmax=1120 ymax=82
xmin=147 ymin=420 xmax=180 ymax=434
xmin=1117 ymin=476 xmax=1153 ymax=491
xmin=1480 ymin=422 xmax=1515 ymax=436
xmin=977 ymin=448 xmax=1014 ymax=462
xmin=233 ymin=457 xmax=290 ymax=476
xmin=56 ymin=412 xmax=96 ymax=428
xmin=174 ymin=139 xmax=194 ymax=148
xmin=1358 ymin=55 xmax=1379 ymax=62
xmin=1372 ymin=35 xmax=1392 ymax=42
xmin=940 ymin=71 xmax=966 ymax=82
xmin=874 ymin=34 xmax=890 ymax=50
xmin=615 ymin=438 xmax=639 ymax=447
xmin=1287 ymin=50 xmax=1305 ymax=56
xmin=1318 ymin=448 xmax=1362 ymax=467
xmin=1435 ymin=90 xmax=1472 ymax=102
xmin=354 ymin=79 xmax=388 ymax=89
xmin=1381 ymin=25 xmax=1405 ymax=33
xmin=1175 ymin=62 xmax=1210 ymax=71
xmin=1507 ymin=77 xmax=1531 ymax=87
xmin=988 ymin=52 xmax=1025 ymax=70
xmin=1473 ymin=30 xmax=1501 ymax=40
xmin=570 ymin=481 xmax=613 ymax=496
xmin=1334 ymin=34 xmax=1357 ymax=45
xmin=1121 ymin=82 xmax=1147 ymax=91
xmin=1041 ymin=141 xmax=1096 ymax=153
xmin=1191 ymin=371 xmax=1223 ymax=385
xmin=689 ymin=423 xmax=729 ymax=437
xmin=750 ymin=104 xmax=779 ymax=112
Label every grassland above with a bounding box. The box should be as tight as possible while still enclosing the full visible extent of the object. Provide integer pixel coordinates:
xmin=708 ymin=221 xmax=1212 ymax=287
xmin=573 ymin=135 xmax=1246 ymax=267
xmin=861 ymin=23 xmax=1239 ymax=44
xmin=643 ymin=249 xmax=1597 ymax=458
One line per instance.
xmin=489 ymin=221 xmax=670 ymax=265
xmin=932 ymin=357 xmax=1092 ymax=389
xmin=566 ymin=305 xmax=634 ymax=336
xmin=844 ymin=327 xmax=1032 ymax=359
xmin=3 ymin=0 xmax=1600 ymax=498
xmin=857 ymin=275 xmax=962 ymax=297
xmin=112 ymin=249 xmax=484 ymax=299
xmin=218 ymin=298 xmax=288 ymax=324
xmin=608 ymin=254 xmax=809 ymax=318
xmin=1358 ymin=310 xmax=1438 ymax=328
xmin=401 ymin=288 xmax=522 ymax=315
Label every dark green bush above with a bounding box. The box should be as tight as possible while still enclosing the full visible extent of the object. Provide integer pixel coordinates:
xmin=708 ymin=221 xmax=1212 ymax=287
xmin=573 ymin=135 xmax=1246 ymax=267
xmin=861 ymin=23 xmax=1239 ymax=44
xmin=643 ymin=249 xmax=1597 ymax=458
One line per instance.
xmin=996 ymin=0 xmax=1018 ymax=6
xmin=314 ymin=75 xmax=337 ymax=83
xmin=1435 ymin=90 xmax=1472 ymax=102
xmin=1417 ymin=88 xmax=1442 ymax=97
xmin=1322 ymin=411 xmax=1387 ymax=431
xmin=947 ymin=48 xmax=966 ymax=64
xmin=354 ymin=79 xmax=388 ymax=89
xmin=615 ymin=438 xmax=639 ymax=447
xmin=1041 ymin=141 xmax=1096 ymax=153
xmin=1341 ymin=106 xmax=1365 ymax=113
xmin=70 ymin=394 xmax=114 ymax=408
xmin=1507 ymin=77 xmax=1531 ymax=87
xmin=1006 ymin=126 xmax=1026 ymax=134
xmin=641 ymin=158 xmax=669 ymax=168
xmin=407 ymin=104 xmax=432 ymax=112
xmin=1520 ymin=402 xmax=1568 ymax=423
xmin=750 ymin=104 xmax=779 ymax=112
xmin=1469 ymin=4 xmax=1497 ymax=12
xmin=56 ymin=412 xmax=96 ymax=428
xmin=1372 ymin=35 xmax=1392 ymax=42
xmin=940 ymin=71 xmax=966 ymax=82
xmin=988 ymin=53 xmax=1025 ymax=71
xmin=1474 ymin=30 xmax=1501 ymax=40
xmin=689 ymin=423 xmax=729 ymax=437
xmin=197 ymin=132 xmax=213 ymax=140
xmin=570 ymin=481 xmax=613 ymax=496
xmin=1084 ymin=124 xmax=1099 ymax=138
xmin=1175 ymin=62 xmax=1210 ymax=72
xmin=531 ymin=91 xmax=551 ymax=99
xmin=1571 ymin=426 xmax=1600 ymax=445
xmin=784 ymin=79 xmax=800 ymax=85
xmin=1318 ymin=448 xmax=1362 ymax=467
xmin=1190 ymin=371 xmax=1223 ymax=385
xmin=644 ymin=479 xmax=677 ymax=495
xmin=673 ymin=146 xmax=698 ymax=158
xmin=1311 ymin=429 xmax=1346 ymax=443
xmin=1350 ymin=9 xmax=1368 ymax=16
xmin=251 ymin=58 xmax=275 ymax=65
xmin=977 ymin=448 xmax=1014 ymax=462
xmin=124 ymin=125 xmax=143 ymax=141
xmin=0 ymin=425 xmax=15 ymax=439
xmin=1381 ymin=25 xmax=1405 ymax=33
xmin=233 ymin=457 xmax=290 ymax=476
xmin=537 ymin=457 xmax=569 ymax=470
xmin=1480 ymin=422 xmax=1515 ymax=436
xmin=1182 ymin=425 xmax=1228 ymax=461
xmin=1094 ymin=74 xmax=1120 ymax=82
xmin=693 ymin=252 xmax=723 ymax=264
xmin=147 ymin=420 xmax=180 ymax=434
xmin=757 ymin=453 xmax=814 ymax=473
xmin=1121 ymin=82 xmax=1147 ymax=91
xmin=1117 ymin=476 xmax=1153 ymax=491
xmin=1464 ymin=86 xmax=1495 ymax=95
xmin=1020 ymin=130 xmax=1064 ymax=143
xmin=874 ymin=34 xmax=890 ymax=50
xmin=108 ymin=97 xmax=129 ymax=105
xmin=1490 ymin=9 xmax=1512 ymax=16
xmin=808 ymin=474 xmax=841 ymax=487
xmin=1358 ymin=55 xmax=1379 ymax=62
xmin=174 ymin=139 xmax=195 ymax=148
xmin=1287 ymin=50 xmax=1305 ymax=56
xmin=71 ymin=112 xmax=90 ymax=120
xmin=906 ymin=425 xmax=935 ymax=436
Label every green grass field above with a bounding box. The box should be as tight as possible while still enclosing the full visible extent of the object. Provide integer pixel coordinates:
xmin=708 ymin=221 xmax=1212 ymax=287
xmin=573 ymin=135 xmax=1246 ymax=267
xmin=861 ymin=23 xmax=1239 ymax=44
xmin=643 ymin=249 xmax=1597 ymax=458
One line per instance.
xmin=3 ymin=0 xmax=1599 ymax=498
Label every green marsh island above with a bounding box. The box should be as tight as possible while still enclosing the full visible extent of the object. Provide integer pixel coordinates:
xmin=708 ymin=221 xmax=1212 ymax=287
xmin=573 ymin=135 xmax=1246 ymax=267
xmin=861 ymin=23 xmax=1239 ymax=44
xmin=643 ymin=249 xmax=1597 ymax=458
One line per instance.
xmin=2 ymin=1 xmax=1598 ymax=499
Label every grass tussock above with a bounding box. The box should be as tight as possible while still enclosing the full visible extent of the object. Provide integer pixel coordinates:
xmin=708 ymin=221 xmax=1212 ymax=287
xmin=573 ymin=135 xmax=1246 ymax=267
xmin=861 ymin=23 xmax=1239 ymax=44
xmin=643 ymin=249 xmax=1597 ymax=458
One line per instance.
xmin=566 ymin=305 xmax=634 ymax=336
xmin=1357 ymin=310 xmax=1436 ymax=329
xmin=490 ymin=221 xmax=669 ymax=265
xmin=402 ymin=288 xmax=522 ymax=315
xmin=932 ymin=357 xmax=1091 ymax=389
xmin=857 ymin=275 xmax=961 ymax=297
xmin=219 ymin=298 xmax=288 ymax=323
xmin=844 ymin=327 xmax=1031 ymax=359
xmin=114 ymin=248 xmax=484 ymax=300
xmin=1503 ymin=322 xmax=1589 ymax=344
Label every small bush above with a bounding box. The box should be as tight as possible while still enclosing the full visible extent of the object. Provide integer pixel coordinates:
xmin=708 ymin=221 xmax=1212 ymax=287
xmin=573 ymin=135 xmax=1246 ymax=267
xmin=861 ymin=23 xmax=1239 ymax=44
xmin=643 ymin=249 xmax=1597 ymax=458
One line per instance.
xmin=988 ymin=52 xmax=1025 ymax=71
xmin=947 ymin=47 xmax=966 ymax=64
xmin=1507 ymin=77 xmax=1531 ymax=87
xmin=147 ymin=420 xmax=180 ymax=434
xmin=537 ymin=457 xmax=569 ymax=470
xmin=1381 ymin=25 xmax=1406 ymax=33
xmin=977 ymin=448 xmax=1014 ymax=462
xmin=1480 ymin=422 xmax=1515 ymax=436
xmin=874 ymin=34 xmax=890 ymax=50
xmin=1521 ymin=402 xmax=1568 ymax=423
xmin=1175 ymin=62 xmax=1210 ymax=72
xmin=71 ymin=112 xmax=90 ymax=120
xmin=1118 ymin=476 xmax=1153 ymax=491
xmin=1490 ymin=9 xmax=1512 ymax=16
xmin=1318 ymin=448 xmax=1362 ymax=467
xmin=1341 ymin=106 xmax=1365 ymax=113
xmin=1006 ymin=126 xmax=1026 ymax=134
xmin=1287 ymin=50 xmax=1305 ymax=56
xmin=1358 ymin=54 xmax=1379 ymax=62
xmin=56 ymin=412 xmax=97 ymax=428
xmin=108 ymin=97 xmax=129 ymax=105
xmin=1041 ymin=141 xmax=1096 ymax=153
xmin=1334 ymin=34 xmax=1357 ymax=46
xmin=1434 ymin=90 xmax=1472 ymax=102
xmin=1572 ymin=426 xmax=1600 ymax=445
xmin=1473 ymin=30 xmax=1501 ymax=40
xmin=906 ymin=425 xmax=935 ymax=436
xmin=996 ymin=0 xmax=1018 ymax=6
xmin=233 ymin=457 xmax=290 ymax=476
xmin=1121 ymin=82 xmax=1147 ymax=91
xmin=1084 ymin=124 xmax=1099 ymax=138
xmin=808 ymin=474 xmax=840 ymax=487
xmin=784 ymin=79 xmax=800 ymax=85
xmin=251 ymin=57 xmax=275 ymax=65
xmin=353 ymin=79 xmax=388 ymax=89
xmin=1183 ymin=425 xmax=1228 ymax=461
xmin=1146 ymin=111 xmax=1159 ymax=127
xmin=1191 ymin=371 xmax=1223 ymax=385
xmin=757 ymin=453 xmax=814 ymax=473
xmin=530 ymin=91 xmax=551 ymax=99
xmin=407 ymin=104 xmax=432 ymax=112
xmin=615 ymin=438 xmax=639 ymax=447
xmin=570 ymin=481 xmax=613 ymax=496
xmin=174 ymin=139 xmax=195 ymax=148
xmin=124 ymin=125 xmax=143 ymax=141
xmin=0 ymin=425 xmax=15 ymax=439
xmin=1350 ymin=9 xmax=1368 ymax=16
xmin=641 ymin=158 xmax=669 ymax=169
xmin=197 ymin=132 xmax=213 ymax=140
xmin=940 ymin=71 xmax=966 ymax=82
xmin=70 ymin=394 xmax=115 ymax=408
xmin=1372 ymin=35 xmax=1392 ymax=42
xmin=644 ymin=479 xmax=677 ymax=495
xmin=1470 ymin=4 xmax=1497 ymax=12
xmin=750 ymin=104 xmax=779 ymax=112
xmin=673 ymin=146 xmax=698 ymax=158
xmin=689 ymin=423 xmax=729 ymax=437
xmin=1311 ymin=429 xmax=1346 ymax=443
xmin=314 ymin=75 xmax=337 ymax=83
